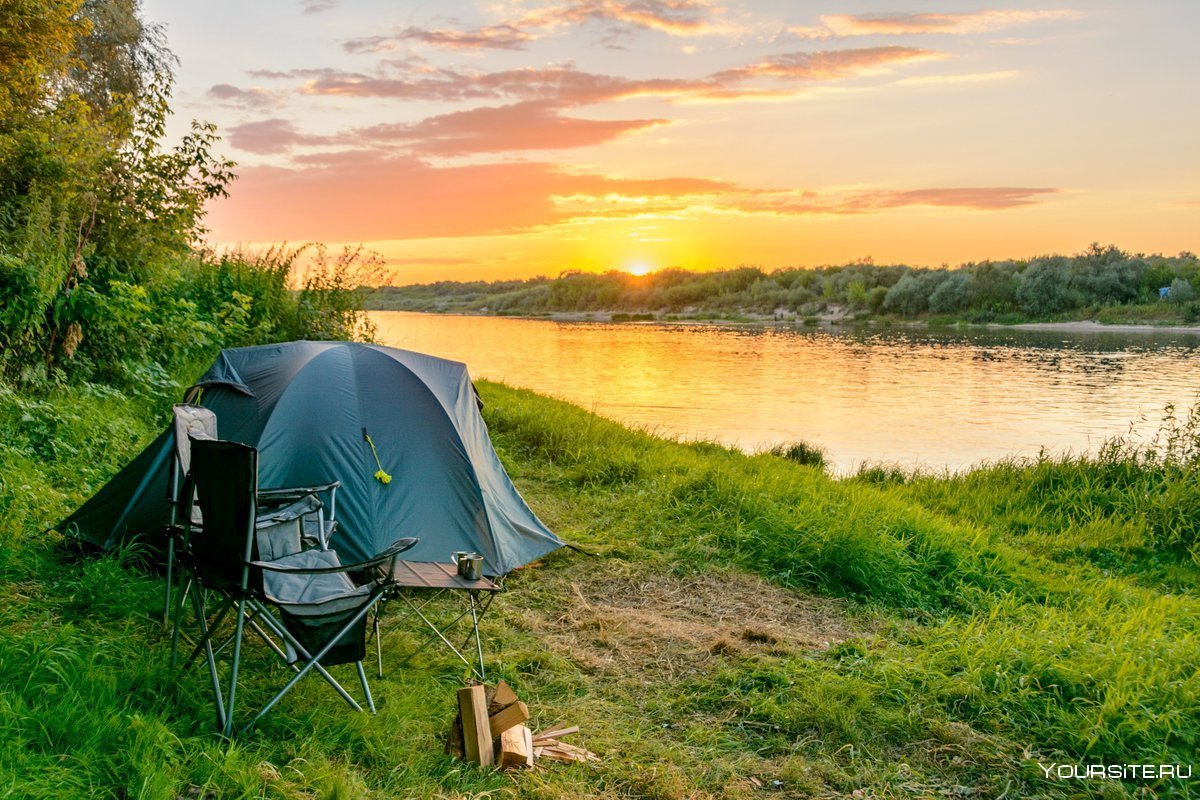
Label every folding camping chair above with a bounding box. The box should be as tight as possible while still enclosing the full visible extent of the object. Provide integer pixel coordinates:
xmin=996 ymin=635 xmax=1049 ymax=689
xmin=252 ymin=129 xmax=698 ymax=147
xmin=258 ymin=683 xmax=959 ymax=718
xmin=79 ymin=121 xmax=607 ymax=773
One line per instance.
xmin=163 ymin=403 xmax=341 ymax=626
xmin=174 ymin=436 xmax=417 ymax=735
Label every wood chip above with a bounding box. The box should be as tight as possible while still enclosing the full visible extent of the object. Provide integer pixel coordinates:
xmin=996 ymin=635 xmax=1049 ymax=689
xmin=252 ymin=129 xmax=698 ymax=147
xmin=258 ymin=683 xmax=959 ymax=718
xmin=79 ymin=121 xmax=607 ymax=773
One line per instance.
xmin=533 ymin=724 xmax=578 ymax=741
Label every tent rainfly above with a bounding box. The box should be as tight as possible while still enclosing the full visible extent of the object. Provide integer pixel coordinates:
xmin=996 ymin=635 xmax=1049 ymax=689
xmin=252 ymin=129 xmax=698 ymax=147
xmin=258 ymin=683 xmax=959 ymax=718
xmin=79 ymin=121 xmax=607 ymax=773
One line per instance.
xmin=58 ymin=341 xmax=564 ymax=576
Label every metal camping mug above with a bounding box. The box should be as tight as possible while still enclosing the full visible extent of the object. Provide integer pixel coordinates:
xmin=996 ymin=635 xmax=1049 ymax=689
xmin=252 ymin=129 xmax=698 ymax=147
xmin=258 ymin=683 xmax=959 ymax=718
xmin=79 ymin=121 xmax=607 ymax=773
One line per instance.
xmin=462 ymin=554 xmax=484 ymax=581
xmin=451 ymin=551 xmax=471 ymax=575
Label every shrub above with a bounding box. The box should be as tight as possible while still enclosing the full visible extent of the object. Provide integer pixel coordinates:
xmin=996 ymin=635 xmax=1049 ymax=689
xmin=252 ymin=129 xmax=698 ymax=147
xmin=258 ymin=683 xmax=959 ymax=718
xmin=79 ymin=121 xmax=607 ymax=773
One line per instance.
xmin=1169 ymin=277 xmax=1196 ymax=303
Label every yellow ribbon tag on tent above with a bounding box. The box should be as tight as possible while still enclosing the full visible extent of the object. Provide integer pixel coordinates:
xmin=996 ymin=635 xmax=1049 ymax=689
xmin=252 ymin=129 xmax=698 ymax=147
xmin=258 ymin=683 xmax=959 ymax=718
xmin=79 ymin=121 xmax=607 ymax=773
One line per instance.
xmin=363 ymin=429 xmax=392 ymax=485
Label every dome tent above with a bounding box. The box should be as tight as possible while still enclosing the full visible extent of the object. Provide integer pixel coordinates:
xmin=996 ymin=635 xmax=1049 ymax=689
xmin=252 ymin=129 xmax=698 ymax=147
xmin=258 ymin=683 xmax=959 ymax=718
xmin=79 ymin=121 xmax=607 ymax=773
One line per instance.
xmin=59 ymin=341 xmax=564 ymax=576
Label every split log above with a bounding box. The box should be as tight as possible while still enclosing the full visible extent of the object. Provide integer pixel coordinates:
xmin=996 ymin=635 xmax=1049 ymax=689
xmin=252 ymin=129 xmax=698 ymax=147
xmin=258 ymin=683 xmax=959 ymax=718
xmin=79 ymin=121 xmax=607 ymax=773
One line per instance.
xmin=491 ymin=679 xmax=518 ymax=709
xmin=489 ymin=700 xmax=530 ymax=738
xmin=457 ymin=685 xmax=494 ymax=767
xmin=498 ymin=724 xmax=533 ymax=769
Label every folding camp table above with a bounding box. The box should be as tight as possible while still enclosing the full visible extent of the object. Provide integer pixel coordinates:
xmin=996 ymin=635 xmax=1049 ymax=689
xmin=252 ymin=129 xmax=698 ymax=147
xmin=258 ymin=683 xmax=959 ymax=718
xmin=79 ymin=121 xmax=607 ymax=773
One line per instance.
xmin=376 ymin=561 xmax=501 ymax=680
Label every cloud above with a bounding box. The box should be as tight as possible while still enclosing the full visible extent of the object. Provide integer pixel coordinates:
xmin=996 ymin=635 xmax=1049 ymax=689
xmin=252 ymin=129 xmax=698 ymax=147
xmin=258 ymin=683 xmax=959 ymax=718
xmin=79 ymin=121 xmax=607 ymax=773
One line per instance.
xmin=344 ymin=25 xmax=532 ymax=53
xmin=847 ymin=186 xmax=1056 ymax=212
xmin=206 ymin=150 xmax=1057 ymax=244
xmin=558 ymin=185 xmax=1058 ymax=219
xmin=300 ymin=0 xmax=336 ymax=13
xmin=713 ymin=46 xmax=937 ymax=82
xmin=206 ymin=155 xmax=726 ymax=242
xmin=296 ymin=46 xmax=939 ymax=107
xmin=356 ymin=101 xmax=668 ymax=155
xmin=235 ymin=45 xmax=940 ymax=159
xmin=225 ymin=118 xmax=338 ymax=155
xmin=524 ymin=0 xmax=720 ymax=37
xmin=791 ymin=9 xmax=1083 ymax=39
xmin=340 ymin=0 xmax=724 ymax=54
xmin=206 ymin=83 xmax=287 ymax=111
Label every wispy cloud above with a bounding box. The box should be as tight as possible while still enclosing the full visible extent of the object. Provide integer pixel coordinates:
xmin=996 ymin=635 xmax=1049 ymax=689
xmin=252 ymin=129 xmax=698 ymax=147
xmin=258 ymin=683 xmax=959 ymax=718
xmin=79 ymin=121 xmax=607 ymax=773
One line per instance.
xmin=356 ymin=101 xmax=668 ymax=156
xmin=790 ymin=9 xmax=1083 ymax=39
xmin=556 ymin=185 xmax=1058 ymax=219
xmin=300 ymin=0 xmax=336 ymax=14
xmin=344 ymin=25 xmax=532 ymax=53
xmin=207 ymin=150 xmax=1057 ymax=244
xmin=226 ymin=118 xmax=337 ymax=155
xmin=207 ymin=83 xmax=288 ymax=111
xmin=713 ymin=46 xmax=938 ymax=81
xmin=522 ymin=0 xmax=721 ymax=37
xmin=341 ymin=0 xmax=725 ymax=53
xmin=289 ymin=46 xmax=938 ymax=106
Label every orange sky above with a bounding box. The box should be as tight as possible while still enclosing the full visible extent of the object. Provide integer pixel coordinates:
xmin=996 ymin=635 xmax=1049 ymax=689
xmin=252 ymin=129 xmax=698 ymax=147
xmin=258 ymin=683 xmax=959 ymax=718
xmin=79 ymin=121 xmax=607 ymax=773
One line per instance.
xmin=146 ymin=1 xmax=1200 ymax=283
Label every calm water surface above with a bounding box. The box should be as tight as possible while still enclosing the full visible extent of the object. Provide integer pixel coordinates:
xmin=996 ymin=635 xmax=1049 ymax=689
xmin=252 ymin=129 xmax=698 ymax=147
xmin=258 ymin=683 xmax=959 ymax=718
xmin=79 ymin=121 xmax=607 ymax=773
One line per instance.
xmin=371 ymin=311 xmax=1200 ymax=473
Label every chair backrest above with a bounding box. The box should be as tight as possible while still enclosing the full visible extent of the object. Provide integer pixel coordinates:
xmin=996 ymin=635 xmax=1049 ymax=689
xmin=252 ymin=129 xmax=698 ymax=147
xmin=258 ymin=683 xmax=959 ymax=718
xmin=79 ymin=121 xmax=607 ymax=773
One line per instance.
xmin=170 ymin=404 xmax=218 ymax=505
xmin=189 ymin=437 xmax=259 ymax=589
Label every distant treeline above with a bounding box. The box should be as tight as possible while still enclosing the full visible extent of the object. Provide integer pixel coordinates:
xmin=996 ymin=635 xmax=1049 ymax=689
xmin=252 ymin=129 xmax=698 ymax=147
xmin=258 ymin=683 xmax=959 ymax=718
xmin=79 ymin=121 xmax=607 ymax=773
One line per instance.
xmin=369 ymin=245 xmax=1200 ymax=322
xmin=1 ymin=1 xmax=373 ymax=395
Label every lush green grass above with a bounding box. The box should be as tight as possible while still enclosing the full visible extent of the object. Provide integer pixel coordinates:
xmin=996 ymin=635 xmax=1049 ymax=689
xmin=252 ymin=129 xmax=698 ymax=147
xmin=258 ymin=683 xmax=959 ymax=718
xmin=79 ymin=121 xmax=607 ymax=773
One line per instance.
xmin=1 ymin=380 xmax=1197 ymax=798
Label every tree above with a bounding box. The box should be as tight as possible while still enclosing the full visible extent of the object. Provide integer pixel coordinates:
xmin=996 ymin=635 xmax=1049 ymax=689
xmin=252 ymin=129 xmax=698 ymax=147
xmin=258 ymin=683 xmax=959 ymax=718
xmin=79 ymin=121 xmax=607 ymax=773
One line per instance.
xmin=1 ymin=0 xmax=233 ymax=376
xmin=1016 ymin=259 xmax=1074 ymax=316
xmin=928 ymin=271 xmax=973 ymax=314
xmin=0 ymin=0 xmax=84 ymax=125
xmin=882 ymin=273 xmax=928 ymax=317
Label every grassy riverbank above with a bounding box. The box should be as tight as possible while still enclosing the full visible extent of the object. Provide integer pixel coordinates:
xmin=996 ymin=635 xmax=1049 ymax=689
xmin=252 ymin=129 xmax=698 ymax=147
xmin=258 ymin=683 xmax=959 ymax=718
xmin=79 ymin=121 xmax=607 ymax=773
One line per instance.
xmin=1 ymin=377 xmax=1197 ymax=799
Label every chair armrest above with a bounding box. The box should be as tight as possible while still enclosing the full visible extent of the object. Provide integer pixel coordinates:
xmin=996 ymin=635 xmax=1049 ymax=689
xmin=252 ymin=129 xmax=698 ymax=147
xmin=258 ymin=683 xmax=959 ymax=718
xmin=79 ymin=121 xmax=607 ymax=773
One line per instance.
xmin=249 ymin=537 xmax=419 ymax=576
xmin=258 ymin=480 xmax=341 ymax=500
xmin=255 ymin=494 xmax=322 ymax=528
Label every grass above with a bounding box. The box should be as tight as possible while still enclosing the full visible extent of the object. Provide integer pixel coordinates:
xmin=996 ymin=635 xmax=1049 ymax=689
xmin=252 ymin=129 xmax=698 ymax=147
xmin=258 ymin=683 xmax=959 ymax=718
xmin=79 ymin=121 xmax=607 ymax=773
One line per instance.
xmin=1 ymin=379 xmax=1198 ymax=798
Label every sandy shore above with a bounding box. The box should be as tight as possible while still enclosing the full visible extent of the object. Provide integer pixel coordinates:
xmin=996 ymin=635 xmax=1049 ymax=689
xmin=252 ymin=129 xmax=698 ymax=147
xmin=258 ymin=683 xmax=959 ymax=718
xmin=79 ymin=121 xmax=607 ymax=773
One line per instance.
xmin=1002 ymin=320 xmax=1200 ymax=335
xmin=371 ymin=308 xmax=1200 ymax=334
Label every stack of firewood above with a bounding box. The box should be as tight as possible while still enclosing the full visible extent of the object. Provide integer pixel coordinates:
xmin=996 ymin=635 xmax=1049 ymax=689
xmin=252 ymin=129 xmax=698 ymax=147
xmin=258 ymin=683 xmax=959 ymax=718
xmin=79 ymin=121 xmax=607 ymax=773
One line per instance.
xmin=448 ymin=680 xmax=598 ymax=770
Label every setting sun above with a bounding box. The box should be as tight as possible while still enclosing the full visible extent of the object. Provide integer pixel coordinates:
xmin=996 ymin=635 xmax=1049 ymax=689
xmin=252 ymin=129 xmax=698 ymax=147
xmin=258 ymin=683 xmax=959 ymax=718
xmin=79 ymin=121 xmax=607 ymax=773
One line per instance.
xmin=624 ymin=261 xmax=655 ymax=277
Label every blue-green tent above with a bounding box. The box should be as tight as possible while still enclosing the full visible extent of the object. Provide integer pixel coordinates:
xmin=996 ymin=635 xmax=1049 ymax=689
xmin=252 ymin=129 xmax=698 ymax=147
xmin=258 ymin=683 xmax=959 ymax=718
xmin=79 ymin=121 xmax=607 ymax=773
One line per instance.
xmin=58 ymin=341 xmax=563 ymax=576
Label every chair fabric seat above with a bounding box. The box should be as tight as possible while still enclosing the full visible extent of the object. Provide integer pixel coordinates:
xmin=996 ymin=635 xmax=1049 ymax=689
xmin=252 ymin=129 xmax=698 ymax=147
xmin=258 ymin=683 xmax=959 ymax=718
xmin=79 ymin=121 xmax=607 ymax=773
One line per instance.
xmin=262 ymin=549 xmax=374 ymax=666
xmin=262 ymin=549 xmax=372 ymax=614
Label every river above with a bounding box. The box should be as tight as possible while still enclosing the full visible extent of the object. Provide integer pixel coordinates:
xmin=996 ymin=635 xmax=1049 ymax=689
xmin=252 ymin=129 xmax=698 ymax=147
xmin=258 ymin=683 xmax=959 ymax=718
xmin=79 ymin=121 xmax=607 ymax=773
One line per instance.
xmin=370 ymin=311 xmax=1200 ymax=474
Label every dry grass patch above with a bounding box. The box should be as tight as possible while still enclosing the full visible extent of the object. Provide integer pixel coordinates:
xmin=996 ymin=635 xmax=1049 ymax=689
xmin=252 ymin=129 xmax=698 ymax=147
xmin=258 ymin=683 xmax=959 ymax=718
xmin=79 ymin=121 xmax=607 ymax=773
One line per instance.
xmin=508 ymin=561 xmax=868 ymax=680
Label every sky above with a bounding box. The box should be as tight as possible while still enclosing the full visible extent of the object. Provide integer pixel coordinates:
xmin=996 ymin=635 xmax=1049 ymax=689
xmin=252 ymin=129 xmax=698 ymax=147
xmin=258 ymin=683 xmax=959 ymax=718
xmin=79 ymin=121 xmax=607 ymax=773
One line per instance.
xmin=144 ymin=0 xmax=1200 ymax=283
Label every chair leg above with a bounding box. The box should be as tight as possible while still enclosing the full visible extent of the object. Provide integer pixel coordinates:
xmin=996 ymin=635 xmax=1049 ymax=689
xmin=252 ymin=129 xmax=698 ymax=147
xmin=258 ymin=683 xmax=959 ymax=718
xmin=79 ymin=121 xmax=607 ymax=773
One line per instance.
xmin=190 ymin=586 xmax=226 ymax=732
xmin=356 ymin=662 xmax=376 ymax=714
xmin=241 ymin=613 xmax=296 ymax=670
xmin=169 ymin=576 xmax=192 ymax=670
xmin=374 ymin=606 xmax=384 ymax=679
xmin=224 ymin=598 xmax=247 ymax=737
xmin=240 ymin=598 xmax=383 ymax=734
xmin=248 ymin=600 xmax=364 ymax=711
xmin=162 ymin=535 xmax=175 ymax=627
xmin=182 ymin=595 xmax=234 ymax=672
